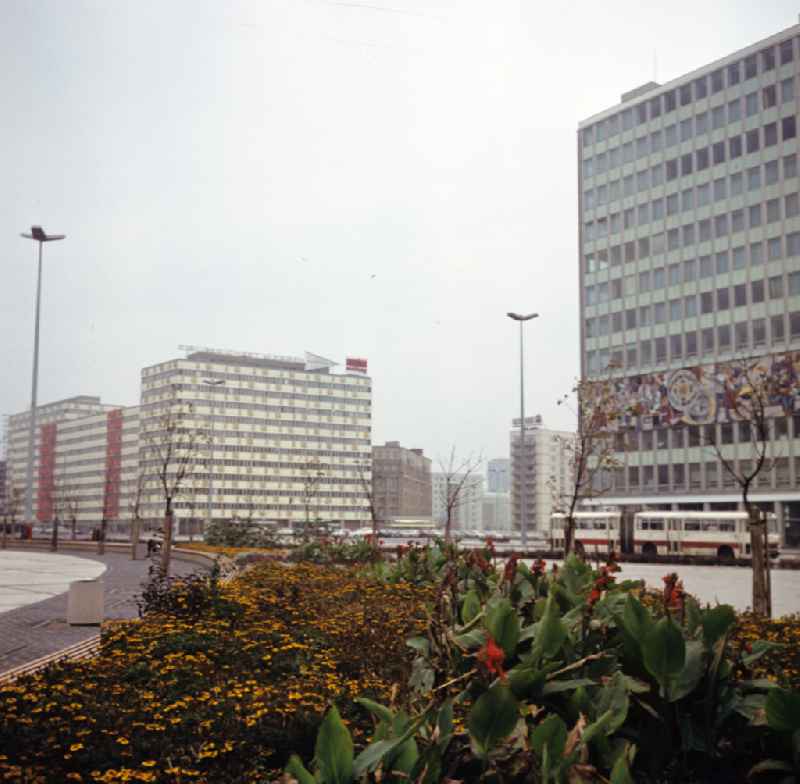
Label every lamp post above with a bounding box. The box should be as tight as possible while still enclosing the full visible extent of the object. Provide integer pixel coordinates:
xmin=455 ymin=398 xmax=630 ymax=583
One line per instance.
xmin=202 ymin=379 xmax=225 ymax=530
xmin=507 ymin=311 xmax=539 ymax=551
xmin=21 ymin=226 xmax=65 ymax=527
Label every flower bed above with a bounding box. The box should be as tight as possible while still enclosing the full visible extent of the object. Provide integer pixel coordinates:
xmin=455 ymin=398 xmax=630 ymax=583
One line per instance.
xmin=0 ymin=563 xmax=433 ymax=783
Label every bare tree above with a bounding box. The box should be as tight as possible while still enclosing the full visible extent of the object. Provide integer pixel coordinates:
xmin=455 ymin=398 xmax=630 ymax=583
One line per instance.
xmin=127 ymin=472 xmax=147 ymax=560
xmin=436 ymin=448 xmax=483 ymax=542
xmin=708 ymin=358 xmax=779 ymax=617
xmin=300 ymin=456 xmax=327 ymax=539
xmin=550 ymin=376 xmax=623 ymax=556
xmin=355 ymin=461 xmax=380 ymax=537
xmin=141 ymin=385 xmax=208 ymax=575
xmin=2 ymin=483 xmax=24 ymax=550
xmin=54 ymin=475 xmax=80 ymax=546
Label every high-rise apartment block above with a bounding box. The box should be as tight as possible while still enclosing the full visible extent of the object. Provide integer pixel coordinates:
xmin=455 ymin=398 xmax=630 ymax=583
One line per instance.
xmin=578 ymin=24 xmax=800 ymax=542
xmin=138 ymin=348 xmax=373 ymax=530
xmin=487 ymin=458 xmax=511 ymax=492
xmin=510 ymin=416 xmax=574 ymax=534
xmin=371 ymin=441 xmax=432 ymax=522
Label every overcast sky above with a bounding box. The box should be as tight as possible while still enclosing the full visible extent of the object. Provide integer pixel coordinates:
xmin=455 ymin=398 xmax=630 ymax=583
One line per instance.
xmin=1 ymin=0 xmax=797 ymax=467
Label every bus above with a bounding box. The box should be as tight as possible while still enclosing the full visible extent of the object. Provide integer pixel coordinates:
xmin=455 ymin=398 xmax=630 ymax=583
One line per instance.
xmin=633 ymin=511 xmax=780 ymax=560
xmin=550 ymin=510 xmax=780 ymax=561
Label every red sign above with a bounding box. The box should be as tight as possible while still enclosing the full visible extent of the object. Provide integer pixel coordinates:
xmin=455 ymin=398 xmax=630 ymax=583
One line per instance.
xmin=346 ymin=357 xmax=368 ymax=374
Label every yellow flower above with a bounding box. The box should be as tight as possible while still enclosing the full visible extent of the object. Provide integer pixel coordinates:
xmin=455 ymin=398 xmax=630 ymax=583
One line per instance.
xmin=141 ymin=761 xmax=156 ymax=768
xmin=116 ymin=736 xmax=129 ymax=745
xmin=70 ymin=743 xmax=84 ymax=752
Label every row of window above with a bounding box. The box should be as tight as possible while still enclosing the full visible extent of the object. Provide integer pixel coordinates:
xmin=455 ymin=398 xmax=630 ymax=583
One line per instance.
xmin=582 ymin=35 xmax=798 ymax=145
xmin=585 ymin=312 xmax=800 ymax=373
xmin=584 ymin=121 xmax=796 ymax=208
xmin=582 ymin=78 xmax=796 ymax=178
xmin=586 ymin=185 xmax=799 ymax=256
xmin=144 ymin=366 xmax=371 ymax=390
xmin=587 ymin=273 xmax=800 ymax=337
xmin=585 ymin=233 xmax=800 ymax=306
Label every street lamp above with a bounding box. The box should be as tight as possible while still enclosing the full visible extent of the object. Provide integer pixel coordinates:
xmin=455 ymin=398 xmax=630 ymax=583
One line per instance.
xmin=507 ymin=311 xmax=539 ymax=550
xmin=21 ymin=226 xmax=66 ymax=526
xmin=202 ymin=379 xmax=225 ymax=527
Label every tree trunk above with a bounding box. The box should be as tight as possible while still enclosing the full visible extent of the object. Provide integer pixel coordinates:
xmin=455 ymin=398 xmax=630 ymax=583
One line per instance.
xmin=748 ymin=506 xmax=771 ymax=617
xmin=98 ymin=518 xmax=107 ymax=555
xmin=51 ymin=517 xmax=58 ymax=552
xmin=161 ymin=503 xmax=174 ymax=576
xmin=71 ymin=516 xmax=77 ymax=540
xmin=564 ymin=514 xmax=575 ymax=556
xmin=1 ymin=521 xmax=7 ymax=550
xmin=131 ymin=516 xmax=140 ymax=560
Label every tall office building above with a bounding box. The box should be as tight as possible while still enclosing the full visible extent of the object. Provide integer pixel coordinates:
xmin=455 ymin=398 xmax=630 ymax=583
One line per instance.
xmin=372 ymin=441 xmax=432 ymax=521
xmin=578 ymin=23 xmax=800 ymax=542
xmin=138 ymin=347 xmax=373 ymax=531
xmin=487 ymin=458 xmax=511 ymax=492
xmin=510 ymin=416 xmax=573 ymax=534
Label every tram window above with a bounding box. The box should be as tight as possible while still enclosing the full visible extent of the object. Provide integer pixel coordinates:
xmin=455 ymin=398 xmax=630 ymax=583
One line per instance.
xmin=640 ymin=519 xmax=664 ymax=530
xmin=685 ymin=521 xmax=701 ymax=531
xmin=594 ymin=521 xmax=607 ymax=529
xmin=768 ymin=518 xmax=779 ymax=533
xmin=718 ymin=522 xmax=735 ymax=532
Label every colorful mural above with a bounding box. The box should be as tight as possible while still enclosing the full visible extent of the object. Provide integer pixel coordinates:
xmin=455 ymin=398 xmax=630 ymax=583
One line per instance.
xmin=588 ymin=351 xmax=800 ymax=429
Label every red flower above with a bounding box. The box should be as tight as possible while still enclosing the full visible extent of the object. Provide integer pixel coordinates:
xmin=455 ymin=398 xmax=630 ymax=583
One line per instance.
xmin=503 ymin=554 xmax=518 ymax=584
xmin=532 ymin=558 xmax=546 ymax=576
xmin=662 ymin=573 xmax=685 ymax=610
xmin=477 ymin=634 xmax=507 ymax=680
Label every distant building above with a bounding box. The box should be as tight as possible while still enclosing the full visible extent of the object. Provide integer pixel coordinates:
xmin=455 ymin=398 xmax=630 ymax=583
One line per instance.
xmin=487 ymin=458 xmax=511 ymax=492
xmin=482 ymin=491 xmax=511 ymax=531
xmin=0 ymin=459 xmax=6 ymax=516
xmin=372 ymin=441 xmax=432 ymax=522
xmin=510 ymin=416 xmax=574 ymax=534
xmin=432 ymin=472 xmax=484 ymax=531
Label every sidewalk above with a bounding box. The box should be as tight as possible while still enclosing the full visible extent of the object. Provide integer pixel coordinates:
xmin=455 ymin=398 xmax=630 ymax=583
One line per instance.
xmin=0 ymin=549 xmax=208 ymax=674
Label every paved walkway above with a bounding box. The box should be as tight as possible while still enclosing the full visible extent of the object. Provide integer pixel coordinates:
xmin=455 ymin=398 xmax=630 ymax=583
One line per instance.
xmin=0 ymin=549 xmax=209 ymax=673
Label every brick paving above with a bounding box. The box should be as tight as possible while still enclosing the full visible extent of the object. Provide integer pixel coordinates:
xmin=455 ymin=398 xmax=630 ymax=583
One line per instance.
xmin=0 ymin=549 xmax=210 ymax=673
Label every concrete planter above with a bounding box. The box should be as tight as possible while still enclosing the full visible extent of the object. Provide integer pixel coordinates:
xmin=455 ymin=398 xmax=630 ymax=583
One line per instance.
xmin=67 ymin=579 xmax=104 ymax=625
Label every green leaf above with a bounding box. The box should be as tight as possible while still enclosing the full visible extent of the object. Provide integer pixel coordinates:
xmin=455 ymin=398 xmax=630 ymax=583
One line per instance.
xmin=622 ymin=593 xmax=653 ymax=643
xmin=466 ymin=683 xmax=520 ymax=758
xmin=354 ymin=697 xmax=394 ymax=725
xmin=701 ymin=605 xmax=736 ymax=648
xmin=406 ymin=636 xmax=430 ymax=656
xmin=643 ymin=617 xmax=686 ymax=686
xmin=453 ymin=628 xmax=486 ymax=650
xmin=389 ymin=738 xmax=419 ymax=774
xmin=462 ymin=590 xmax=482 ymax=625
xmin=609 ymin=744 xmax=636 ymax=784
xmin=353 ymin=716 xmax=424 ymax=776
xmin=436 ymin=701 xmax=453 ymax=748
xmin=582 ymin=708 xmax=615 ymax=746
xmin=765 ymin=688 xmax=800 ymax=733
xmin=530 ymin=713 xmax=567 ymax=760
xmin=594 ymin=672 xmax=629 ymax=734
xmin=685 ymin=596 xmax=702 ymax=636
xmin=538 ymin=593 xmax=568 ymax=660
xmin=315 ymin=705 xmax=354 ymax=784
xmin=285 ymin=755 xmax=316 ymax=784
xmin=667 ymin=640 xmax=705 ymax=702
xmin=541 ymin=678 xmax=596 ymax=696
xmin=748 ymin=759 xmax=794 ymax=776
xmin=742 ymin=640 xmax=783 ymax=667
xmin=486 ymin=598 xmax=520 ymax=658
xmin=508 ymin=664 xmax=546 ymax=699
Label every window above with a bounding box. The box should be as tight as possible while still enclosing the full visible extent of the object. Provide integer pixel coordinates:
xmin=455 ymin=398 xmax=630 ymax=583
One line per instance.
xmin=713 ymin=141 xmax=726 ymax=165
xmin=790 ymin=271 xmax=800 ymax=296
xmin=654 ymin=301 xmax=667 ymax=322
xmin=772 ymin=314 xmax=786 ymax=341
xmin=715 ymin=214 xmax=728 ymax=238
xmin=767 ymin=198 xmax=781 ymax=223
xmin=712 ymin=105 xmax=726 ymax=130
xmin=751 ymin=279 xmax=765 ymax=303
xmin=637 ymin=102 xmax=648 ymax=124
xmin=730 ymin=171 xmax=743 ymax=195
xmin=685 ymin=294 xmax=697 ymax=316
xmin=749 ymin=204 xmax=762 ymax=228
xmin=664 ymin=90 xmax=676 ymax=112
xmin=700 ymin=255 xmax=714 ymax=277
xmin=639 ymin=270 xmax=651 ymax=292
xmin=637 ymin=135 xmax=650 ymax=157
xmin=789 ymin=232 xmax=800 ymax=257
xmin=769 ymin=237 xmax=783 ymax=260
xmin=683 ymin=258 xmax=696 ymax=281
xmin=610 ymin=180 xmax=622 ymax=201
xmin=696 ymin=112 xmax=708 ymax=135
xmin=728 ymin=61 xmax=741 ymax=85
xmin=667 ymin=193 xmax=680 ymax=217
xmin=751 ymin=241 xmax=764 ymax=265
xmin=761 ymin=47 xmax=775 ymax=71
xmin=697 ymin=183 xmax=711 ymax=206
xmin=680 ymin=83 xmax=692 ymax=105
xmin=681 ymin=188 xmax=694 ymax=210
xmin=782 ymin=76 xmax=795 ymax=103
xmin=666 ymin=159 xmax=678 ymax=181
xmin=668 ymin=228 xmax=680 ymax=250
xmin=786 ymin=193 xmax=799 ymax=218
xmin=729 ymin=135 xmax=743 ymax=159
xmin=637 ymin=169 xmax=650 ymax=191
xmin=735 ymin=322 xmax=749 ymax=350
xmin=653 ymin=268 xmax=666 ymax=289
xmin=718 ymin=324 xmax=731 ymax=349
xmin=745 ymin=91 xmax=759 ymax=117
xmin=785 ymin=154 xmax=798 ymax=179
xmin=624 ymin=175 xmax=635 ymax=196
xmin=770 ymin=275 xmax=785 ymax=299
xmin=734 ymin=283 xmax=747 ymax=307
xmin=728 ymin=98 xmax=741 ymax=122
xmin=612 ymin=312 xmax=623 ymax=332
xmin=652 ymin=198 xmax=664 ymax=220
xmin=746 ymin=129 xmax=760 ymax=153
xmin=670 ymin=333 xmax=683 ymax=358
xmin=649 ymin=95 xmax=662 ymax=118
xmin=732 ymin=245 xmax=746 ymax=269
xmin=764 ymin=123 xmax=778 ymax=147
xmin=696 ymin=147 xmax=710 ymax=170
xmin=701 ymin=291 xmax=714 ymax=314
xmin=638 ymin=203 xmax=650 ymax=224
xmin=694 ymin=76 xmax=708 ymax=99
xmin=765 ymin=159 xmax=779 ymax=185
xmin=744 ymin=55 xmax=757 ymax=80
xmin=639 ymin=237 xmax=651 ymax=257
xmin=670 ymin=299 xmax=682 ymax=320
xmin=792 ymin=312 xmax=800 ymax=338
xmin=699 ymin=219 xmax=712 ymax=242
xmin=783 ymin=116 xmax=797 ymax=141
xmin=702 ymin=327 xmax=715 ymax=352
xmin=665 ymin=124 xmax=678 ymax=146
xmin=780 ymin=38 xmax=795 ymax=65
xmin=655 ymin=336 xmax=667 ymax=361
xmin=763 ymin=85 xmax=777 ymax=109
xmin=717 ymin=287 xmax=729 ymax=310
xmin=753 ymin=318 xmax=767 ymax=346
xmin=626 ymin=344 xmax=637 ymax=367
xmin=731 ymin=210 xmax=745 ymax=233
xmin=639 ymin=304 xmax=652 ymax=325
xmin=640 ymin=339 xmax=652 ymax=363
xmin=681 ymin=153 xmax=693 ymax=175
xmin=686 ymin=332 xmax=697 ymax=356
xmin=626 ymin=308 xmax=637 ymax=329
xmin=652 ymin=233 xmax=666 ymax=254
xmin=669 ymin=263 xmax=681 ymax=285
